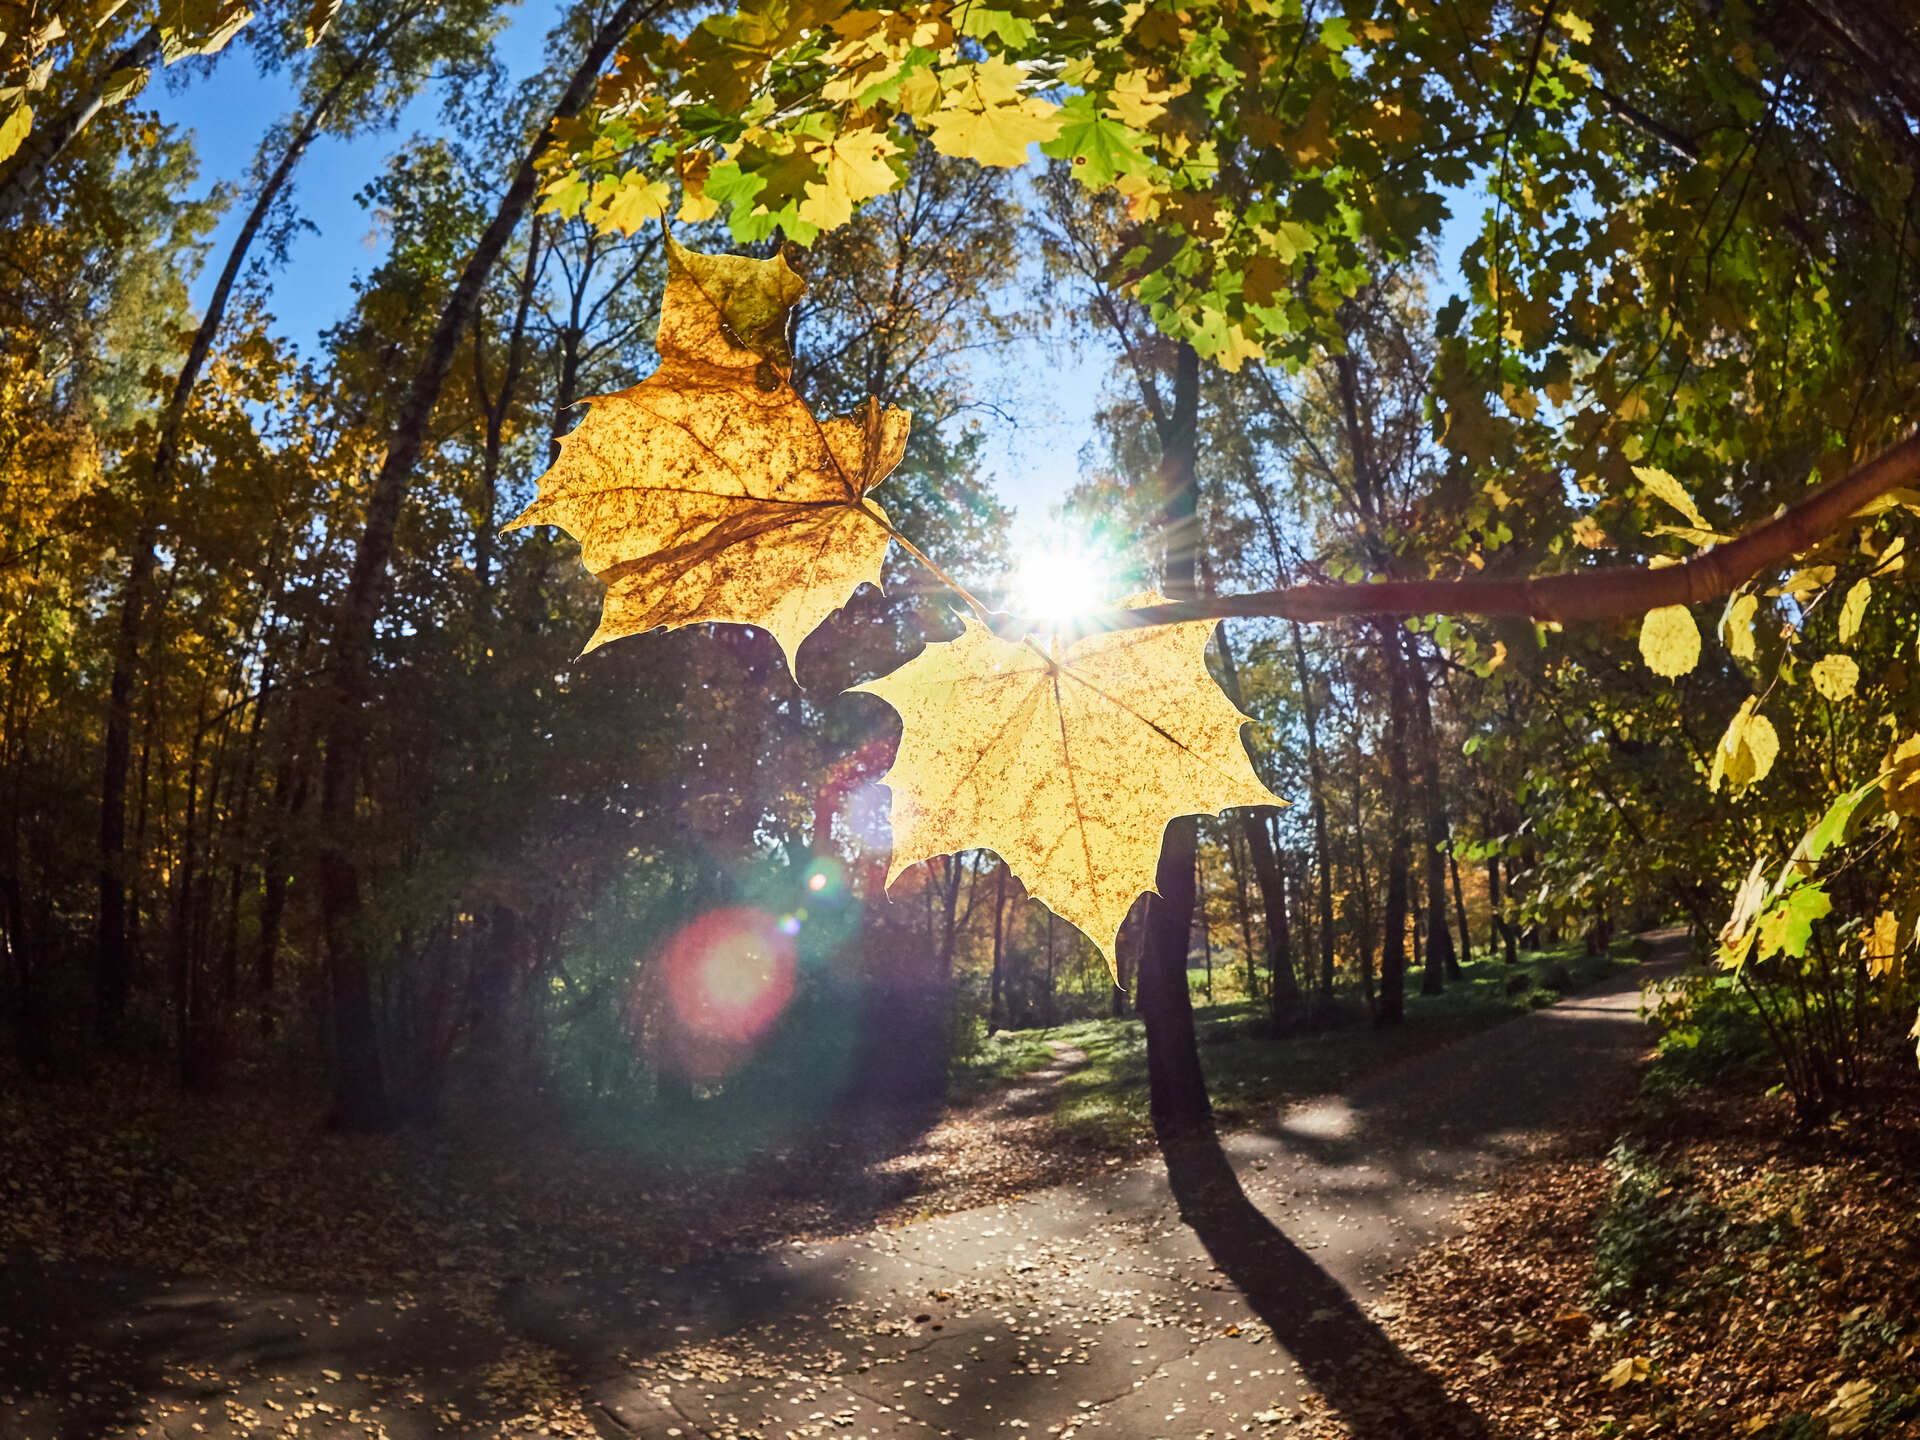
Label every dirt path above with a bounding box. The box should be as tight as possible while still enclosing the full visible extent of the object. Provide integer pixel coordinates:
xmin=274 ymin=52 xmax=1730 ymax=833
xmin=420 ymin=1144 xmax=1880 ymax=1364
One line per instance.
xmin=0 ymin=957 xmax=1676 ymax=1439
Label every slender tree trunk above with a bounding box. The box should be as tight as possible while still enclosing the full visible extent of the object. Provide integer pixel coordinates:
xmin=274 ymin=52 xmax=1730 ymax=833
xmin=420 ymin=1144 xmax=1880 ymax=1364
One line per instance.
xmin=473 ymin=214 xmax=545 ymax=605
xmin=1449 ymin=845 xmax=1474 ymax=963
xmin=95 ymin=62 xmax=369 ymax=1050
xmin=1375 ymin=625 xmax=1414 ymax=1027
xmin=1411 ymin=636 xmax=1457 ymax=993
xmin=1210 ymin=620 xmax=1301 ymax=1029
xmin=1228 ymin=827 xmax=1260 ymax=999
xmin=315 ymin=0 xmax=653 ymax=1130
xmin=172 ymin=693 xmax=209 ymax=1091
xmin=1135 ymin=342 xmax=1211 ymax=1136
xmin=1196 ymin=843 xmax=1214 ymax=1001
xmin=0 ymin=25 xmax=162 ymax=225
xmin=1291 ymin=626 xmax=1337 ymax=1015
xmin=1355 ymin=840 xmax=1376 ymax=1009
xmin=1264 ymin=848 xmax=1294 ymax=1037
xmin=1411 ymin=863 xmax=1425 ymax=976
xmin=1489 ymin=848 xmax=1520 ymax=964
xmin=988 ymin=862 xmax=1007 ymax=1035
xmin=1044 ymin=912 xmax=1056 ymax=1026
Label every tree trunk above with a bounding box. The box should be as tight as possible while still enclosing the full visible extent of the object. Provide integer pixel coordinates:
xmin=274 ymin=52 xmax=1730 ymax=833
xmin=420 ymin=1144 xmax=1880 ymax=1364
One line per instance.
xmin=1228 ymin=826 xmax=1260 ymax=1000
xmin=1449 ymin=845 xmax=1474 ymax=963
xmin=1043 ymin=912 xmax=1056 ymax=1026
xmin=1264 ymin=847 xmax=1295 ymax=1037
xmin=314 ymin=0 xmax=653 ymax=1130
xmin=1209 ymin=621 xmax=1300 ymax=1030
xmin=95 ymin=60 xmax=371 ymax=1050
xmin=988 ymin=861 xmax=1008 ymax=1035
xmin=1375 ymin=624 xmax=1414 ymax=1027
xmin=1489 ymin=849 xmax=1520 ymax=964
xmin=472 ymin=213 xmax=545 ymax=605
xmin=0 ymin=25 xmax=162 ymax=225
xmin=1134 ymin=342 xmax=1211 ymax=1136
xmin=1348 ymin=762 xmax=1377 ymax=1011
xmin=1196 ymin=842 xmax=1213 ymax=1002
xmin=1291 ymin=625 xmax=1338 ymax=1016
xmin=1411 ymin=635 xmax=1457 ymax=993
xmin=1140 ymin=817 xmax=1210 ymax=1132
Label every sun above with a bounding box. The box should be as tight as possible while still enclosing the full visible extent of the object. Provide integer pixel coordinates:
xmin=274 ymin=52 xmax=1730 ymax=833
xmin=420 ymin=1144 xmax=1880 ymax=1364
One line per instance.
xmin=1006 ymin=533 xmax=1117 ymax=622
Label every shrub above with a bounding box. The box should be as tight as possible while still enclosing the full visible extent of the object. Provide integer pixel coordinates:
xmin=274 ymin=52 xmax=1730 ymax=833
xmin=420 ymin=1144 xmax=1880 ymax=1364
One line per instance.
xmin=1589 ymin=1143 xmax=1724 ymax=1315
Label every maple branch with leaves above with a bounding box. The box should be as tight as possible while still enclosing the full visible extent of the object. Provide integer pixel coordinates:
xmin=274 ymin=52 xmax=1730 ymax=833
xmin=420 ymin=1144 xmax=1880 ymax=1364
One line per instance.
xmin=1045 ymin=431 xmax=1920 ymax=634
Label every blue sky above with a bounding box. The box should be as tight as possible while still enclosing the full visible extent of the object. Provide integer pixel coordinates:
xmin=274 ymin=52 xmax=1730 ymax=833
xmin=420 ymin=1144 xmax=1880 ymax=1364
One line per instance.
xmin=149 ymin=9 xmax=1479 ymax=520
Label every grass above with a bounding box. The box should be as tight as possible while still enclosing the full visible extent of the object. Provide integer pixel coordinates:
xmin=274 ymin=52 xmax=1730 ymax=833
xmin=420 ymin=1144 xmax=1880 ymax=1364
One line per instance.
xmin=958 ymin=940 xmax=1640 ymax=1149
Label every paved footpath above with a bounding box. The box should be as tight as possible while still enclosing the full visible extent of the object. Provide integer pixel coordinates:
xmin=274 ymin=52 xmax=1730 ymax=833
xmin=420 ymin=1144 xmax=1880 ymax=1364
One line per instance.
xmin=0 ymin=954 xmax=1675 ymax=1440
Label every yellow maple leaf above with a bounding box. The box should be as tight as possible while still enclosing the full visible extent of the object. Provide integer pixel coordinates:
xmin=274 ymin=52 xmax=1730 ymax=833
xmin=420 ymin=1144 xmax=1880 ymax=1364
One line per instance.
xmin=587 ymin=171 xmax=672 ymax=234
xmin=922 ymin=57 xmax=1062 ymax=167
xmin=854 ymin=602 xmax=1283 ymax=972
xmin=797 ymin=126 xmax=901 ymax=230
xmin=1104 ymin=67 xmax=1187 ymax=128
xmin=923 ymin=94 xmax=1063 ymax=167
xmin=507 ymin=237 xmax=907 ymax=675
xmin=1865 ymin=910 xmax=1903 ymax=980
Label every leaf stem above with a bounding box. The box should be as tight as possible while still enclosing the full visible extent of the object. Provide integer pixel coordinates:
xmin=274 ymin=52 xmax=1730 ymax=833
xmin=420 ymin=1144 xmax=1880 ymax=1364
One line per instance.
xmin=865 ymin=505 xmax=996 ymax=625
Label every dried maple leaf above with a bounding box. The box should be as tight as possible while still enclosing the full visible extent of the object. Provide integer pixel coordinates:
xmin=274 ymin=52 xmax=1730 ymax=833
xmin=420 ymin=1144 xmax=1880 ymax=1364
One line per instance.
xmin=507 ymin=235 xmax=906 ymax=674
xmin=854 ymin=601 xmax=1283 ymax=972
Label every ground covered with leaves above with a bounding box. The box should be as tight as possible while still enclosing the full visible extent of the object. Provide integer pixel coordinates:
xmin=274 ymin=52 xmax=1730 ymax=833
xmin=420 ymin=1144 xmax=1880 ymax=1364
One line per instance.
xmin=0 ymin=1052 xmax=1115 ymax=1303
xmin=1 ymin=948 xmax=1625 ymax=1304
xmin=1371 ymin=1070 xmax=1920 ymax=1439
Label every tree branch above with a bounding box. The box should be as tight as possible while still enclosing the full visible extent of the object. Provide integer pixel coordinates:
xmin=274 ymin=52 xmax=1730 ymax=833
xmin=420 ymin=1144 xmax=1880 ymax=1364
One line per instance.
xmin=1025 ymin=431 xmax=1920 ymax=633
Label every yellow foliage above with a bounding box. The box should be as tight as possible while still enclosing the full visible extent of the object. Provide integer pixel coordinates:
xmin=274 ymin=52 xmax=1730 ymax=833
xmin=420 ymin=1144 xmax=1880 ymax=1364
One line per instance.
xmin=1709 ymin=697 xmax=1778 ymax=793
xmin=797 ymin=126 xmax=901 ymax=230
xmin=1723 ymin=592 xmax=1758 ymax=660
xmin=922 ymin=58 xmax=1063 ymax=167
xmin=1632 ymin=463 xmax=1709 ymax=531
xmin=507 ymin=237 xmax=905 ymax=675
xmin=1886 ymin=735 xmax=1920 ymax=818
xmin=1809 ymin=653 xmax=1858 ymax=702
xmin=1838 ymin=577 xmax=1870 ymax=644
xmin=1639 ymin=604 xmax=1700 ymax=678
xmin=854 ymin=604 xmax=1282 ymax=973
xmin=1865 ymin=910 xmax=1903 ymax=981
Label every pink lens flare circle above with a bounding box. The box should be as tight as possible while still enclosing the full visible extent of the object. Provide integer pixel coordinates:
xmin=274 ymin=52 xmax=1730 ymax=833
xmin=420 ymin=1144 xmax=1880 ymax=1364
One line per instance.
xmin=659 ymin=907 xmax=797 ymax=1075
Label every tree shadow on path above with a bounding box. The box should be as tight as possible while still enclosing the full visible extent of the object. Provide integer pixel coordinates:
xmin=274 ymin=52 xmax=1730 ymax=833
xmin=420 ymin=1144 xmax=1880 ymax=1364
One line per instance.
xmin=1159 ymin=1123 xmax=1490 ymax=1438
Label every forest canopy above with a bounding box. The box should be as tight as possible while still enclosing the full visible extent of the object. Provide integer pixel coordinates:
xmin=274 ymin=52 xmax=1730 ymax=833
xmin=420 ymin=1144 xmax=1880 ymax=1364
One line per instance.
xmin=1 ymin=0 xmax=1917 ymax=1141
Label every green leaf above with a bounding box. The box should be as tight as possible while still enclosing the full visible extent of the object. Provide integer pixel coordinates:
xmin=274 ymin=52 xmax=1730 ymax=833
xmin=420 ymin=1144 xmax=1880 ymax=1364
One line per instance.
xmin=1800 ymin=776 xmax=1882 ymax=867
xmin=957 ymin=5 xmax=1038 ymax=48
xmin=1040 ymin=96 xmax=1146 ymax=186
xmin=540 ymin=175 xmax=592 ymax=219
xmin=1757 ymin=883 xmax=1831 ymax=961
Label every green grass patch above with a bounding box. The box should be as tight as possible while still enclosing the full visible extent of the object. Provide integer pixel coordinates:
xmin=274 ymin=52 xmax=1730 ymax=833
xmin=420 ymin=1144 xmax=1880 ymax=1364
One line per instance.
xmin=946 ymin=1025 xmax=1061 ymax=1101
xmin=967 ymin=940 xmax=1640 ymax=1149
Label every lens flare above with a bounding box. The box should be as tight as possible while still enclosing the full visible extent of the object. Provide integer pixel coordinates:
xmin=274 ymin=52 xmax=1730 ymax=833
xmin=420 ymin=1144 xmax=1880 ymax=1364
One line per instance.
xmin=657 ymin=908 xmax=796 ymax=1078
xmin=1007 ymin=531 xmax=1118 ymax=621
